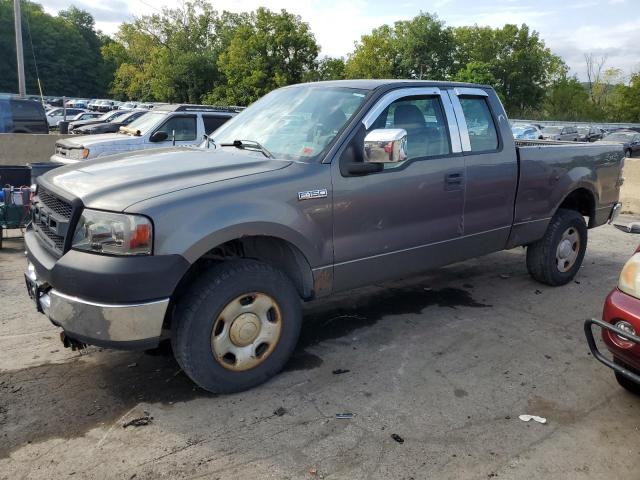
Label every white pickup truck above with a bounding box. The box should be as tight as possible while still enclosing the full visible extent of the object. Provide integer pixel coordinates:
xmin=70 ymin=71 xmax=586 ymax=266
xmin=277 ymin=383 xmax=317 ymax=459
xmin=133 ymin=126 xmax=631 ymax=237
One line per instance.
xmin=50 ymin=104 xmax=240 ymax=164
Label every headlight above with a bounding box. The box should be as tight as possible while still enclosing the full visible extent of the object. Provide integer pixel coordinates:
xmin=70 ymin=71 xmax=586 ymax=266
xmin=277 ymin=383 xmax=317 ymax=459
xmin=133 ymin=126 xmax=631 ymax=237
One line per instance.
xmin=618 ymin=253 xmax=640 ymax=299
xmin=68 ymin=148 xmax=90 ymax=159
xmin=72 ymin=209 xmax=153 ymax=255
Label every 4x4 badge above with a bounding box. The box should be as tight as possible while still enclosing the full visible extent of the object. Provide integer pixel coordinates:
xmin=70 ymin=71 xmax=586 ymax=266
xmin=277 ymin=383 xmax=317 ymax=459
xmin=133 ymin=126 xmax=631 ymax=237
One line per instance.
xmin=298 ymin=189 xmax=328 ymax=201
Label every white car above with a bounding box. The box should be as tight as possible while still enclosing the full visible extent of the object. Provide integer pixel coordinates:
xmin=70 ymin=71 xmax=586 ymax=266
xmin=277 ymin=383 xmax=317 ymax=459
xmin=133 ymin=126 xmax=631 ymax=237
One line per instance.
xmin=46 ymin=108 xmax=87 ymax=128
xmin=50 ymin=105 xmax=240 ymax=164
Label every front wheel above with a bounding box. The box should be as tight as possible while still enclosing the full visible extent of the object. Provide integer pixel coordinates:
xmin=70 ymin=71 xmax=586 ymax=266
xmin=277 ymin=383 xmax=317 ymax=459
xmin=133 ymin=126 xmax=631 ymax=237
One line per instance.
xmin=625 ymin=149 xmax=632 ymax=158
xmin=526 ymin=208 xmax=587 ymax=286
xmin=172 ymin=259 xmax=302 ymax=393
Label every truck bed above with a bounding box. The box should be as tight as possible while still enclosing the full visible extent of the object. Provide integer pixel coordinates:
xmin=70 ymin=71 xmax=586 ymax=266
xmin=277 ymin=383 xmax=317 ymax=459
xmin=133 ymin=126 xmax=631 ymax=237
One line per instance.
xmin=509 ymin=140 xmax=624 ymax=247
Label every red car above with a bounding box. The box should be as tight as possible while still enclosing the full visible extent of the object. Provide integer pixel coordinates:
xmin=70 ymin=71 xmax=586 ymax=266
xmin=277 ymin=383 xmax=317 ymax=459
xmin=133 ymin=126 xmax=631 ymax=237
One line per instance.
xmin=585 ymin=222 xmax=640 ymax=394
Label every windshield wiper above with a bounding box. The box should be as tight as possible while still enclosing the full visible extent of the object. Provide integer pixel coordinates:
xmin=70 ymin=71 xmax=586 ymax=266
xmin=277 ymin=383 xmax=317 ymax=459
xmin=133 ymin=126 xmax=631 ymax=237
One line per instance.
xmin=219 ymin=139 xmax=274 ymax=158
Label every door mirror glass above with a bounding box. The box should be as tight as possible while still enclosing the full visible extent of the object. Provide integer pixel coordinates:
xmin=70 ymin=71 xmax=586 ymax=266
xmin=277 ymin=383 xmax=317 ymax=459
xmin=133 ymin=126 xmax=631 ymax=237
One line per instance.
xmin=149 ymin=131 xmax=168 ymax=142
xmin=364 ymin=129 xmax=408 ymax=163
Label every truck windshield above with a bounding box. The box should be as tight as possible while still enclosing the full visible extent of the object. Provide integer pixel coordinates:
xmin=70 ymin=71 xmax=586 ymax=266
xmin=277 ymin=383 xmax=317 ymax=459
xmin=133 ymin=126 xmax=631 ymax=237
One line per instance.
xmin=211 ymin=86 xmax=368 ymax=161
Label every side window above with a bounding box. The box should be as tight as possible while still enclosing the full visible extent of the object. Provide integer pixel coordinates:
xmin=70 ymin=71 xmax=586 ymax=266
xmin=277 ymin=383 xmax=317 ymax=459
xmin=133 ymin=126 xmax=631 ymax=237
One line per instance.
xmin=156 ymin=116 xmax=196 ymax=141
xmin=203 ymin=115 xmax=228 ymax=135
xmin=368 ymin=95 xmax=451 ymax=163
xmin=459 ymin=97 xmax=498 ymax=152
xmin=11 ymin=100 xmax=41 ymax=119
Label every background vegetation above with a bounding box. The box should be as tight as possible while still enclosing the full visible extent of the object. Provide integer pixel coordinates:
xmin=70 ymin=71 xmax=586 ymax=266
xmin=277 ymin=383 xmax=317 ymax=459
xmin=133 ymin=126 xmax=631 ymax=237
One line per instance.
xmin=1 ymin=0 xmax=638 ymax=122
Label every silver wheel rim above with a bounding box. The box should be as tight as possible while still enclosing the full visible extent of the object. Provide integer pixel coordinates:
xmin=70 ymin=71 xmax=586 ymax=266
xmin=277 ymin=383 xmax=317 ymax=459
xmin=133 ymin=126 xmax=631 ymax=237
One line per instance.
xmin=211 ymin=292 xmax=282 ymax=371
xmin=555 ymin=227 xmax=580 ymax=273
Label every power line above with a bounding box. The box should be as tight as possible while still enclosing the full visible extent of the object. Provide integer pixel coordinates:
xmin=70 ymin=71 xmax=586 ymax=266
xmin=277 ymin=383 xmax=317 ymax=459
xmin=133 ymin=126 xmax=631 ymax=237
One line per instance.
xmin=22 ymin=0 xmax=45 ymax=103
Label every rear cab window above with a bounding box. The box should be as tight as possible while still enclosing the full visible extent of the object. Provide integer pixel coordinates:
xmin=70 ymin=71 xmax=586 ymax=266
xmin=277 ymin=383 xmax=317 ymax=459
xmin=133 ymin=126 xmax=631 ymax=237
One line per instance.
xmin=458 ymin=96 xmax=499 ymax=152
xmin=203 ymin=115 xmax=229 ymax=135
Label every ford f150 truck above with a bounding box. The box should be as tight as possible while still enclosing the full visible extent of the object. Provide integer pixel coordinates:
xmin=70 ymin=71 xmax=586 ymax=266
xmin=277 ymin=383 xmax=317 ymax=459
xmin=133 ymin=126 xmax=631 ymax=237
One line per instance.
xmin=25 ymin=80 xmax=624 ymax=393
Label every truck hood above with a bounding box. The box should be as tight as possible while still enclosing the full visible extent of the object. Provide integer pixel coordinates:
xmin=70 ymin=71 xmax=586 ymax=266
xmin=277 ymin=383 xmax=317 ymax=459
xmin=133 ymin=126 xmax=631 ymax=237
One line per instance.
xmin=40 ymin=147 xmax=292 ymax=211
xmin=57 ymin=133 xmax=136 ymax=148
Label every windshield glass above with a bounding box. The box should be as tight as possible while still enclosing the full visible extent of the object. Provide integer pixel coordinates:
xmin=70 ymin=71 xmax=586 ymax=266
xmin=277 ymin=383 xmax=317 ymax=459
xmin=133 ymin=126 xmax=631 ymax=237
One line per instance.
xmin=212 ymin=86 xmax=368 ymax=161
xmin=605 ymin=132 xmax=634 ymax=141
xmin=125 ymin=112 xmax=166 ymax=135
xmin=542 ymin=126 xmax=561 ymax=134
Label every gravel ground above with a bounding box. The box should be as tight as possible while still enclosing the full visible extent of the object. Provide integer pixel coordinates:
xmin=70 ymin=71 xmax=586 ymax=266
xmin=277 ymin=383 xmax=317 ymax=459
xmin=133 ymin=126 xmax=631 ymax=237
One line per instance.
xmin=1 ymin=220 xmax=639 ymax=480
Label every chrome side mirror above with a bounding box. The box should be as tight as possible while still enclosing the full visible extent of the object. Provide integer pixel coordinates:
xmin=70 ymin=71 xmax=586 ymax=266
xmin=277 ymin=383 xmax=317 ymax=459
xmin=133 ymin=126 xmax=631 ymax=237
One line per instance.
xmin=614 ymin=222 xmax=640 ymax=234
xmin=364 ymin=129 xmax=408 ymax=164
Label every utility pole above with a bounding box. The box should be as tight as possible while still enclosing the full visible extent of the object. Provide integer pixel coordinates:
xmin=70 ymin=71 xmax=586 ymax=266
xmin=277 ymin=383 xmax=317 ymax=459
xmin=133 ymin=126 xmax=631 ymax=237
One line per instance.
xmin=14 ymin=0 xmax=26 ymax=97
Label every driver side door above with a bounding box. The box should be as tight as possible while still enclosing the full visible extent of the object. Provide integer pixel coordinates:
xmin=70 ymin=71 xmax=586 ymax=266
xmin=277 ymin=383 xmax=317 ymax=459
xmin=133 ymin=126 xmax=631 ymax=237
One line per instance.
xmin=331 ymin=87 xmax=466 ymax=292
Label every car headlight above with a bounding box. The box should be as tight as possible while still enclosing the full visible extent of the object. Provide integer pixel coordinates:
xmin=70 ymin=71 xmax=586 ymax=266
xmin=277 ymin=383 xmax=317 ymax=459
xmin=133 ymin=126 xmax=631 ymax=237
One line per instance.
xmin=68 ymin=148 xmax=90 ymax=159
xmin=618 ymin=253 xmax=640 ymax=299
xmin=72 ymin=209 xmax=153 ymax=255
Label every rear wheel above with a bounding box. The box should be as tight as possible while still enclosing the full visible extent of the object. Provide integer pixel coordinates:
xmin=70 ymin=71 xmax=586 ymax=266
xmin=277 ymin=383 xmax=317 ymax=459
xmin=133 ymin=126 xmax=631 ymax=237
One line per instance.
xmin=526 ymin=208 xmax=587 ymax=286
xmin=172 ymin=259 xmax=302 ymax=393
xmin=625 ymin=149 xmax=632 ymax=158
xmin=614 ymin=357 xmax=640 ymax=395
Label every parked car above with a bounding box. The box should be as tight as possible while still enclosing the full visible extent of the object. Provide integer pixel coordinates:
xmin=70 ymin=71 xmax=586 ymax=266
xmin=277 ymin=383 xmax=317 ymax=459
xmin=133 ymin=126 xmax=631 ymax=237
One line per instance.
xmin=511 ymin=123 xmax=543 ymax=140
xmin=46 ymin=107 xmax=86 ymax=128
xmin=540 ymin=125 xmax=579 ymax=141
xmin=577 ymin=126 xmax=604 ymax=142
xmin=118 ymin=102 xmax=138 ymax=110
xmin=73 ymin=109 xmax=148 ymax=135
xmin=585 ymin=221 xmax=640 ymax=394
xmin=27 ymin=81 xmax=624 ymax=393
xmin=68 ymin=109 xmax=129 ymax=133
xmin=0 ymin=94 xmax=48 ymax=133
xmin=65 ymin=99 xmax=89 ymax=109
xmin=95 ymin=100 xmax=118 ymax=112
xmin=51 ymin=104 xmax=239 ymax=163
xmin=598 ymin=130 xmax=640 ymax=158
xmin=70 ymin=111 xmax=103 ymax=122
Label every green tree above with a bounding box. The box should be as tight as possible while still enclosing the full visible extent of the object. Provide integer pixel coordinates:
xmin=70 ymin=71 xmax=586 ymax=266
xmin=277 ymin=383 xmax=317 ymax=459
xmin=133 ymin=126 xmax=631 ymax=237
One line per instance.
xmin=209 ymin=8 xmax=319 ymax=105
xmin=453 ymin=24 xmax=561 ymax=116
xmin=394 ymin=13 xmax=455 ymax=79
xmin=108 ymin=1 xmax=223 ymax=103
xmin=0 ymin=1 xmax=113 ymax=97
xmin=542 ymin=76 xmax=592 ymax=121
xmin=345 ymin=24 xmax=398 ymax=79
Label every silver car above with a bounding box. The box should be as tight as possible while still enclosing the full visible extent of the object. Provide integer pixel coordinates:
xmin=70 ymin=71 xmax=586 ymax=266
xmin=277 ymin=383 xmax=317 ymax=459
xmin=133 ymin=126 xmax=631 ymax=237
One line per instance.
xmin=540 ymin=125 xmax=579 ymax=141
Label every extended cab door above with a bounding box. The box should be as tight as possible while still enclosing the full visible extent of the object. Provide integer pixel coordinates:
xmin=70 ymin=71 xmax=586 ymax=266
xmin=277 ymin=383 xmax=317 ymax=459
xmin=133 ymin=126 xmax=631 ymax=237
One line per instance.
xmin=331 ymin=87 xmax=466 ymax=291
xmin=447 ymin=88 xmax=518 ymax=253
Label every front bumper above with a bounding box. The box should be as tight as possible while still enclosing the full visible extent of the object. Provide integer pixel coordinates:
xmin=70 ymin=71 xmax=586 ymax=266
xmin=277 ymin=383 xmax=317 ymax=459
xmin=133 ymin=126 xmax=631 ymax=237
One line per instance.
xmin=584 ymin=288 xmax=640 ymax=383
xmin=584 ymin=318 xmax=640 ymax=384
xmin=25 ymin=261 xmax=169 ymax=349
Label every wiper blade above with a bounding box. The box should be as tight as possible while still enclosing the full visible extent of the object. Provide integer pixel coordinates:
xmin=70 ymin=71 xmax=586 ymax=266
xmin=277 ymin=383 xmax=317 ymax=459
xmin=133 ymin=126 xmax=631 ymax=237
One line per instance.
xmin=219 ymin=139 xmax=273 ymax=158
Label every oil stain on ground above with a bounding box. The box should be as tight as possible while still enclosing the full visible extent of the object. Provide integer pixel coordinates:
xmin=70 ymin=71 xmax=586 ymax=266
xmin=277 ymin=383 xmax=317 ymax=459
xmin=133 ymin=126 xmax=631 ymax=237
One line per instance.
xmin=285 ymin=286 xmax=489 ymax=371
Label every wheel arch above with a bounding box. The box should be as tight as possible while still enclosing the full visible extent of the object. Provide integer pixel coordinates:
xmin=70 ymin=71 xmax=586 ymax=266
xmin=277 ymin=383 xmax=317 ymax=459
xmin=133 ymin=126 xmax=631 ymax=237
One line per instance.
xmin=165 ymin=234 xmax=317 ymax=331
xmin=556 ymin=187 xmax=597 ymax=227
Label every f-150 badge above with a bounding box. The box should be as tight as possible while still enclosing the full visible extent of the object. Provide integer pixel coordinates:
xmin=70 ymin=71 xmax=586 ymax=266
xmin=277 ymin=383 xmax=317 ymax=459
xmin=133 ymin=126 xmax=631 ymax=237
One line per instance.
xmin=298 ymin=189 xmax=328 ymax=201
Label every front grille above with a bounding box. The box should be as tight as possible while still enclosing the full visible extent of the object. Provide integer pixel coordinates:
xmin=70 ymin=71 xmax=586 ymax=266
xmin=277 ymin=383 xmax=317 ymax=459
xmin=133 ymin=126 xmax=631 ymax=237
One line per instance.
xmin=35 ymin=216 xmax=65 ymax=250
xmin=38 ymin=190 xmax=72 ymax=219
xmin=32 ymin=187 xmax=76 ymax=255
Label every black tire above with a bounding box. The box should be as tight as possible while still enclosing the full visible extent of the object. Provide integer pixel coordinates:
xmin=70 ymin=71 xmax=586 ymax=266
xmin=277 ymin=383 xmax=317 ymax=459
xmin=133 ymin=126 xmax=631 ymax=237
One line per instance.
xmin=526 ymin=208 xmax=587 ymax=286
xmin=625 ymin=149 xmax=632 ymax=158
xmin=614 ymin=357 xmax=640 ymax=395
xmin=171 ymin=259 xmax=302 ymax=393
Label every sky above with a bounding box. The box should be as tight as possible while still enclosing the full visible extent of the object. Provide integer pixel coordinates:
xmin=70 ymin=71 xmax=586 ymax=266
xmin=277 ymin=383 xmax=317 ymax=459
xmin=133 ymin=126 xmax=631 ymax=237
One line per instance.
xmin=39 ymin=0 xmax=640 ymax=81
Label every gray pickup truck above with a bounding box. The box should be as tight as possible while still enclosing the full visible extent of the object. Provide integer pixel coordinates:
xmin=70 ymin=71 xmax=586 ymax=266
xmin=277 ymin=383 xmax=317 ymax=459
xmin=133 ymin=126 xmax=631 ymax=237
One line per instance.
xmin=24 ymin=80 xmax=624 ymax=393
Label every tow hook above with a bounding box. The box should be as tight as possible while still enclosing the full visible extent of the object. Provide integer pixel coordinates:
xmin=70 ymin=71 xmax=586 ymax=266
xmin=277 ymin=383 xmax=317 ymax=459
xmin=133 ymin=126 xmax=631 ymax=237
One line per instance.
xmin=60 ymin=331 xmax=87 ymax=351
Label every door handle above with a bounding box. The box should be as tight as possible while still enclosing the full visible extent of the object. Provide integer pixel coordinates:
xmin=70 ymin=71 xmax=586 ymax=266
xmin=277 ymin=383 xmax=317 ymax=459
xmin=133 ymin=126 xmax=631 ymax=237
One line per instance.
xmin=445 ymin=172 xmax=463 ymax=190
